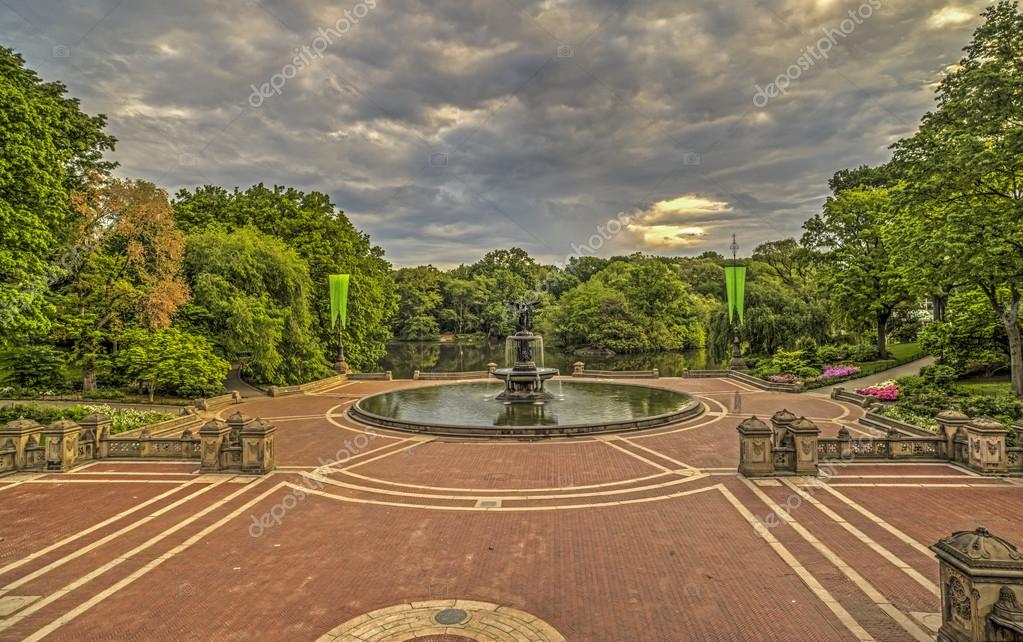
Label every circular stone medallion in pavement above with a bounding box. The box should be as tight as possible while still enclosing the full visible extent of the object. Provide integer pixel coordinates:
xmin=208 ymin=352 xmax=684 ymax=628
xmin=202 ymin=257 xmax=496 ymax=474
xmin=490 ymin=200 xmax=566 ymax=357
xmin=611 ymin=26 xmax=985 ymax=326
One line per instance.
xmin=317 ymin=600 xmax=566 ymax=642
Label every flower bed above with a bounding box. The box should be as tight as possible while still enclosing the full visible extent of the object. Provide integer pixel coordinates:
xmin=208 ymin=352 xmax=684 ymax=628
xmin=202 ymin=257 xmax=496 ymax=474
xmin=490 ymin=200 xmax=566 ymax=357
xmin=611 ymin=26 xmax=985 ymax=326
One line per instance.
xmin=0 ymin=404 xmax=175 ymax=435
xmin=856 ymin=380 xmax=899 ymax=401
xmin=820 ymin=365 xmax=860 ymax=379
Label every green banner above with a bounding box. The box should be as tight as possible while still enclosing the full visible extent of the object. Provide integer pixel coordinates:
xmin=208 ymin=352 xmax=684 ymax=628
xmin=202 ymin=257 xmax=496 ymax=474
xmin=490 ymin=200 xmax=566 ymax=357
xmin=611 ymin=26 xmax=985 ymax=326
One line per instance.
xmin=724 ymin=266 xmax=746 ymax=324
xmin=329 ymin=274 xmax=350 ymax=329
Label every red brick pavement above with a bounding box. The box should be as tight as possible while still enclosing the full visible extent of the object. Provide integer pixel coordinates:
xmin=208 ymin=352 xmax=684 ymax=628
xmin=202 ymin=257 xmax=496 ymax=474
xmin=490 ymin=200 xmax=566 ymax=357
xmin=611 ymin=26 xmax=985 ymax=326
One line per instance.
xmin=0 ymin=377 xmax=1019 ymax=642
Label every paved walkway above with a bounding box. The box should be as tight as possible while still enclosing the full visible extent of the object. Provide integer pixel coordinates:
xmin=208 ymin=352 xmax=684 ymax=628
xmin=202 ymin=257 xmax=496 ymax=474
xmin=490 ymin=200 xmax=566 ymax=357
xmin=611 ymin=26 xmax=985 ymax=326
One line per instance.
xmin=0 ymin=375 xmax=1017 ymax=642
xmin=807 ymin=356 xmax=935 ymax=396
xmin=224 ymin=366 xmax=268 ymax=398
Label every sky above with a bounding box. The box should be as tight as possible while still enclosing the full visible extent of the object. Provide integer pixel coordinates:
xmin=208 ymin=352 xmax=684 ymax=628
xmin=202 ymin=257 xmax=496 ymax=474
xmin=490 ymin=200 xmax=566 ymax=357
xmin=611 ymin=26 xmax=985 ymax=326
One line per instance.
xmin=0 ymin=0 xmax=991 ymax=268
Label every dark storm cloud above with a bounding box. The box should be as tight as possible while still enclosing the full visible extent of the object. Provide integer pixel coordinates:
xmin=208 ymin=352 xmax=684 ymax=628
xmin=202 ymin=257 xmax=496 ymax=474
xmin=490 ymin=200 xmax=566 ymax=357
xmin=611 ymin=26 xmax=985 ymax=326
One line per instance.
xmin=0 ymin=0 xmax=990 ymax=266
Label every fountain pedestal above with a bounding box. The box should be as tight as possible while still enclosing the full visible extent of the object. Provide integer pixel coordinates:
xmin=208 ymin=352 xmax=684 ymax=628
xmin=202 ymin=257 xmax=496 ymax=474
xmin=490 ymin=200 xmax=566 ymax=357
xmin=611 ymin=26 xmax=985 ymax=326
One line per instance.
xmin=493 ymin=332 xmax=557 ymax=403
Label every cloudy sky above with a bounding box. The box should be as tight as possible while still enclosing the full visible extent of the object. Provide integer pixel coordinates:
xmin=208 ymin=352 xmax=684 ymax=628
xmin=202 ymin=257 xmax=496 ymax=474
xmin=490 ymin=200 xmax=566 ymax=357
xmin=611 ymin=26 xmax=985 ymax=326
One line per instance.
xmin=1 ymin=0 xmax=989 ymax=267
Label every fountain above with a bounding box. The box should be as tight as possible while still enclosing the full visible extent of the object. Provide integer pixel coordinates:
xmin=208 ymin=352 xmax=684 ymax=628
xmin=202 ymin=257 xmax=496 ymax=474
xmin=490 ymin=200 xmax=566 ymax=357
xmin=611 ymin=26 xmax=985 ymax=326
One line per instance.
xmin=350 ymin=300 xmax=703 ymax=438
xmin=492 ymin=301 xmax=557 ymax=402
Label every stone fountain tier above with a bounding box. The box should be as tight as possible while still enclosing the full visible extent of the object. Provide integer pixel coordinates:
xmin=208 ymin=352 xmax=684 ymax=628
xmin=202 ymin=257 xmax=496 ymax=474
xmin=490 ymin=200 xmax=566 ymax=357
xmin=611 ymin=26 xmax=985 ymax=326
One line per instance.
xmin=492 ymin=365 xmax=558 ymax=402
xmin=493 ymin=331 xmax=557 ymax=403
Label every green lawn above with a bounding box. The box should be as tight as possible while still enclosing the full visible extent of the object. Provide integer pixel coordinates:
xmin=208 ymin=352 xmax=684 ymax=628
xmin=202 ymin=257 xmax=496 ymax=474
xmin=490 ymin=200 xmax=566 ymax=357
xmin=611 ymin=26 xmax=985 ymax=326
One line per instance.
xmin=886 ymin=342 xmax=922 ymax=361
xmin=957 ymin=380 xmax=1013 ymax=396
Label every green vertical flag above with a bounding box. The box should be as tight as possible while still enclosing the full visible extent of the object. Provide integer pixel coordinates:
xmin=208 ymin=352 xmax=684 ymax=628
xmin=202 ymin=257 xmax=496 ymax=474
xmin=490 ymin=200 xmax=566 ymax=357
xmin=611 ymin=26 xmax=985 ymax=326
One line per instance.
xmin=329 ymin=274 xmax=350 ymax=329
xmin=724 ymin=266 xmax=747 ymax=324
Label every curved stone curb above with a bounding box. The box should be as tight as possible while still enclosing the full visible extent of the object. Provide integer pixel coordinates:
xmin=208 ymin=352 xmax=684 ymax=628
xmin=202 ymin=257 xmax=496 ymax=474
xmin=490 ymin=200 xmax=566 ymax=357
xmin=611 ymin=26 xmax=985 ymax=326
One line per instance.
xmin=317 ymin=599 xmax=567 ymax=642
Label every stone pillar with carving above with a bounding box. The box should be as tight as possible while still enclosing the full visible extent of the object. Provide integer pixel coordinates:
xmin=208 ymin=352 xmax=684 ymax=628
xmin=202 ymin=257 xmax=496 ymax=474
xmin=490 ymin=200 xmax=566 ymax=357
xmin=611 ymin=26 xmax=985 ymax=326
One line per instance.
xmin=198 ymin=419 xmax=230 ymax=473
xmin=835 ymin=426 xmax=853 ymax=461
xmin=932 ymin=527 xmax=1023 ymax=642
xmin=787 ymin=417 xmax=821 ymax=476
xmin=78 ymin=413 xmax=110 ymax=462
xmin=0 ymin=418 xmax=44 ymax=472
xmin=240 ymin=418 xmax=276 ymax=475
xmin=573 ymin=362 xmax=585 ymax=376
xmin=770 ymin=409 xmax=798 ymax=448
xmin=964 ymin=418 xmax=1009 ymax=474
xmin=737 ymin=416 xmax=774 ymax=477
xmin=938 ymin=410 xmax=972 ymax=462
xmin=43 ymin=419 xmax=81 ymax=472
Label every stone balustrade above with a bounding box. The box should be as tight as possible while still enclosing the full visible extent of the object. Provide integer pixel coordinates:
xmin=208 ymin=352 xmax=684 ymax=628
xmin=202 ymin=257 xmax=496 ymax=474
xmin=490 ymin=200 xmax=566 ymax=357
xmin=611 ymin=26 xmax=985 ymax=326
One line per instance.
xmin=0 ymin=411 xmax=275 ymax=476
xmin=738 ymin=408 xmax=1022 ymax=477
xmin=570 ymin=362 xmax=659 ymax=378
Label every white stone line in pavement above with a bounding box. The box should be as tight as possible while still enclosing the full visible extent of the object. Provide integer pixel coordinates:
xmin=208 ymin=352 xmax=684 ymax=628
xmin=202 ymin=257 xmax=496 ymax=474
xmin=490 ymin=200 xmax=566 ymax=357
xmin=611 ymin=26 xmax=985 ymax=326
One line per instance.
xmin=716 ymin=485 xmax=875 ymax=642
xmin=0 ymin=479 xmax=198 ymax=579
xmin=779 ymin=478 xmax=939 ymax=597
xmin=741 ymin=478 xmax=932 ymax=642
xmin=0 ymin=478 xmax=233 ymax=597
xmin=0 ymin=477 xmax=258 ymax=633
xmin=23 ymin=481 xmax=287 ymax=642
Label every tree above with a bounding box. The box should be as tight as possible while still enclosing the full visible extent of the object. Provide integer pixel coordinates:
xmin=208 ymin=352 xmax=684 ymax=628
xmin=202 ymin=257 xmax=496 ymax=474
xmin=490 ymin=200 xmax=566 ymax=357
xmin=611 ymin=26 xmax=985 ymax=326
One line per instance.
xmin=391 ymin=266 xmax=443 ymax=340
xmin=173 ymin=184 xmax=397 ymax=369
xmin=751 ymin=239 xmax=816 ymax=294
xmin=114 ymin=327 xmax=228 ymax=400
xmin=53 ymin=179 xmax=189 ymax=390
xmin=889 ymin=0 xmax=1023 ymax=395
xmin=0 ymin=48 xmax=116 ymax=339
xmin=179 ymin=227 xmax=326 ymax=385
xmin=920 ymin=289 xmax=1009 ymax=377
xmin=802 ymin=185 xmax=910 ymax=358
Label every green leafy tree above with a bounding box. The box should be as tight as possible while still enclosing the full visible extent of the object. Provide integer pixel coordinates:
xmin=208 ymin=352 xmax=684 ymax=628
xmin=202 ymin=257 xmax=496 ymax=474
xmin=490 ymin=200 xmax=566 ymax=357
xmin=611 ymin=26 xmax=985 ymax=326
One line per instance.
xmin=803 ymin=185 xmax=910 ymax=358
xmin=0 ymin=48 xmax=116 ymax=338
xmin=392 ymin=266 xmax=443 ymax=340
xmin=173 ymin=184 xmax=397 ymax=369
xmin=179 ymin=227 xmax=326 ymax=384
xmin=890 ymin=1 xmax=1023 ymax=395
xmin=52 ymin=179 xmax=189 ymax=390
xmin=920 ymin=289 xmax=1010 ymax=377
xmin=114 ymin=327 xmax=228 ymax=400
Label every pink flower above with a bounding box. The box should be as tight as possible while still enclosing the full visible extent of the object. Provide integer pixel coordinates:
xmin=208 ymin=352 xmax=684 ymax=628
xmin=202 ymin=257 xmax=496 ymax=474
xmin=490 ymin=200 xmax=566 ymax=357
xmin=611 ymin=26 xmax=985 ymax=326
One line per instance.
xmin=821 ymin=365 xmax=860 ymax=379
xmin=855 ymin=383 xmax=899 ymax=400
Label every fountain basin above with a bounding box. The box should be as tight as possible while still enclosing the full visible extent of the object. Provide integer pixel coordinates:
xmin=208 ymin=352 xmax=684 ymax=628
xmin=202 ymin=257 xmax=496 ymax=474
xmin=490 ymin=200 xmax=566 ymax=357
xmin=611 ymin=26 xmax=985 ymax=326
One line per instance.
xmin=349 ymin=380 xmax=702 ymax=439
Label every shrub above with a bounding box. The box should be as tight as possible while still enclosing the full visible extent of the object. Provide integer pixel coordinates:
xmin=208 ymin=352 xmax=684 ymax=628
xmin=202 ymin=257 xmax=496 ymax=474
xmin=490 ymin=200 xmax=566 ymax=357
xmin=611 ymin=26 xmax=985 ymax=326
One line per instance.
xmin=769 ymin=374 xmax=801 ymax=384
xmin=771 ymin=349 xmax=809 ymax=375
xmin=796 ymin=366 xmax=821 ymax=379
xmin=0 ymin=345 xmax=68 ymax=390
xmin=921 ymin=364 xmax=958 ymax=388
xmin=816 ymin=345 xmax=846 ymax=364
xmin=82 ymin=389 xmax=126 ymax=400
xmin=847 ymin=343 xmax=880 ymax=362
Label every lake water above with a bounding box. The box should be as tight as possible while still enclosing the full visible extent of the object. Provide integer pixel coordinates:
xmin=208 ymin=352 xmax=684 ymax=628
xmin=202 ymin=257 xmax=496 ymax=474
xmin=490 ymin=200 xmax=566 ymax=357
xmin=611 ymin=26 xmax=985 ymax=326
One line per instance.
xmin=375 ymin=341 xmax=719 ymax=379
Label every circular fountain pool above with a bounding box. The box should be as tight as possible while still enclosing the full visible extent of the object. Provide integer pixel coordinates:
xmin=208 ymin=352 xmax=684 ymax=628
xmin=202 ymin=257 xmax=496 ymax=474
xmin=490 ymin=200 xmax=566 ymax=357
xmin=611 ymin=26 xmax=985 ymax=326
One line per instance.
xmin=350 ymin=380 xmax=701 ymax=438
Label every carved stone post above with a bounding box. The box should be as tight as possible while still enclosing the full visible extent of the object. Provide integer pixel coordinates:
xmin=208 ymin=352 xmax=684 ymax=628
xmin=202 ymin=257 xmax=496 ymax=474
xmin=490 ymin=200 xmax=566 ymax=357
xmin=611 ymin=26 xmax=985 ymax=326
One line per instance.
xmin=737 ymin=416 xmax=774 ymax=477
xmin=0 ymin=418 xmax=44 ymax=471
xmin=487 ymin=363 xmax=497 ymax=375
xmin=964 ymin=418 xmax=1009 ymax=474
xmin=937 ymin=410 xmax=972 ymax=461
xmin=43 ymin=419 xmax=81 ymax=472
xmin=787 ymin=417 xmax=820 ymax=476
xmin=198 ymin=419 xmax=230 ymax=473
xmin=887 ymin=427 xmax=904 ymax=460
xmin=932 ymin=527 xmax=1023 ymax=642
xmin=835 ymin=426 xmax=853 ymax=461
xmin=240 ymin=419 xmax=276 ymax=475
xmin=78 ymin=413 xmax=110 ymax=461
xmin=573 ymin=362 xmax=585 ymax=376
xmin=770 ymin=409 xmax=798 ymax=448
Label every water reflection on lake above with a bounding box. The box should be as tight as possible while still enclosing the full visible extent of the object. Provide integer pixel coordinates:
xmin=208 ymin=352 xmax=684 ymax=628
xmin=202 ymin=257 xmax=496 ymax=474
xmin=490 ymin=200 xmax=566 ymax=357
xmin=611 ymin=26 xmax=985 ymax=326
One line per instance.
xmin=375 ymin=341 xmax=720 ymax=379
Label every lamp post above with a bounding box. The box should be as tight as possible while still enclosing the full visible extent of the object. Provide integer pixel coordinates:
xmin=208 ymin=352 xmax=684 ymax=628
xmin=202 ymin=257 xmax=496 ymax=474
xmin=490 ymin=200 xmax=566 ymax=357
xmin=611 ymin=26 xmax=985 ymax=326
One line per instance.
xmin=728 ymin=234 xmax=748 ymax=371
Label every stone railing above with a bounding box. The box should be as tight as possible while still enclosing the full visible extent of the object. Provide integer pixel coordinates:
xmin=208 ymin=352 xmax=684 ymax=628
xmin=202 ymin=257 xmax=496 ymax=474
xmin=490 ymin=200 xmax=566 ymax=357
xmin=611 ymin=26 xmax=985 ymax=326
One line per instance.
xmin=831 ymin=387 xmax=872 ymax=406
xmin=737 ymin=408 xmax=1022 ymax=477
xmin=858 ymin=410 xmax=935 ymax=437
xmin=570 ymin=362 xmax=658 ymax=378
xmin=0 ymin=411 xmax=276 ymax=475
xmin=347 ymin=371 xmax=392 ymax=381
xmin=195 ymin=391 xmax=243 ymax=411
xmin=116 ymin=411 xmax=204 ymax=439
xmin=687 ymin=369 xmax=803 ymax=393
xmin=413 ymin=370 xmax=493 ymax=380
xmin=270 ymin=373 xmax=348 ymax=397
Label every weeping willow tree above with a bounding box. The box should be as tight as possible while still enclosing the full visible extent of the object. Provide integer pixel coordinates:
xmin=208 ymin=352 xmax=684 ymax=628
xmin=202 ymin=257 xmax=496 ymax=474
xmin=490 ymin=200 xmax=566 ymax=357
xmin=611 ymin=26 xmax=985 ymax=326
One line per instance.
xmin=709 ymin=280 xmax=830 ymax=358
